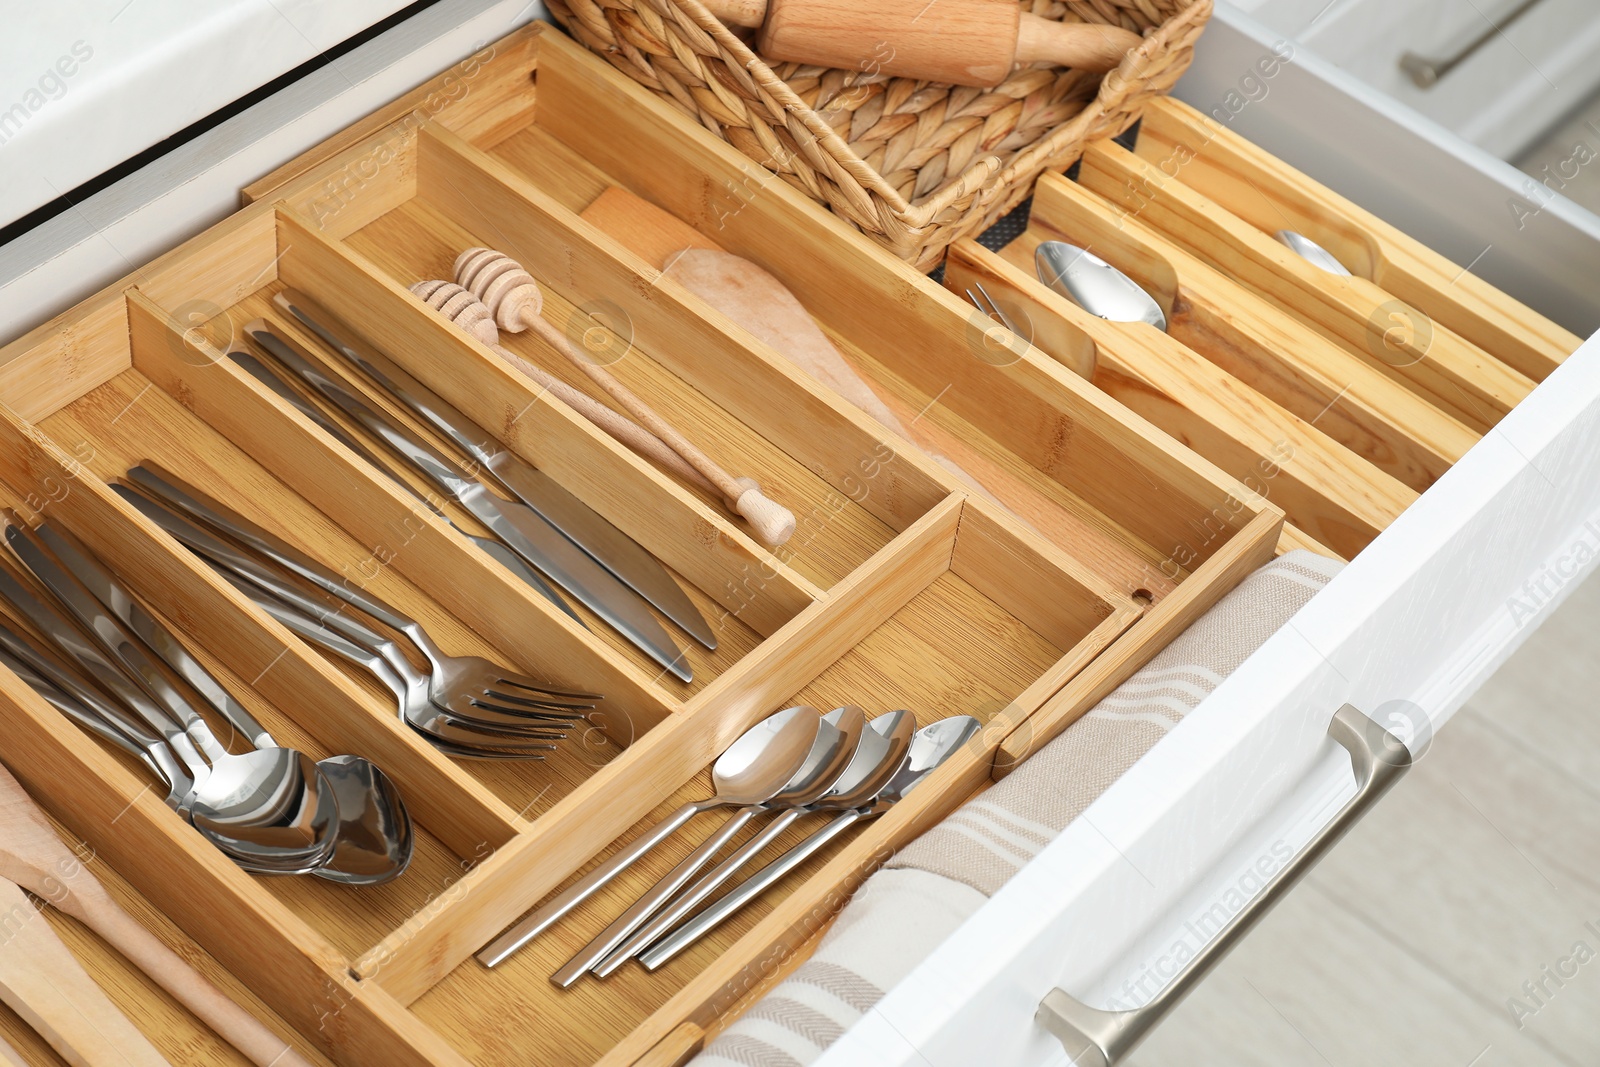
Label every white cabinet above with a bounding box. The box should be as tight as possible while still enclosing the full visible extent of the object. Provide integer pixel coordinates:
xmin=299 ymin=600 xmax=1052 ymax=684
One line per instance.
xmin=1237 ymin=0 xmax=1600 ymax=159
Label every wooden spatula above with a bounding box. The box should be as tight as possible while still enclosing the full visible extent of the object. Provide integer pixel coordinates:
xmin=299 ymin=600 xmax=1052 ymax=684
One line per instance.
xmin=0 ymin=762 xmax=312 ymax=1067
xmin=0 ymin=876 xmax=169 ymax=1066
xmin=699 ymin=0 xmax=1143 ymax=85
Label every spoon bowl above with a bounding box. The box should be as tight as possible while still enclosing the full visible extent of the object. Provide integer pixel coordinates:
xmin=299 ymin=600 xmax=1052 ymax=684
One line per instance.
xmin=1275 ymin=230 xmax=1353 ymax=276
xmin=1035 ymin=240 xmax=1167 ymax=331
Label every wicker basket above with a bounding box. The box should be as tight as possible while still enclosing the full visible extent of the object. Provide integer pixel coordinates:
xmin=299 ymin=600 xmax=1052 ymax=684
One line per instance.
xmin=545 ymin=0 xmax=1213 ymax=270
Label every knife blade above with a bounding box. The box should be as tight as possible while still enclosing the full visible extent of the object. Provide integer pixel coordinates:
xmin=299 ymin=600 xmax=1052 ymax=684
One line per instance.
xmin=272 ymin=289 xmax=716 ymax=651
xmin=245 ymin=322 xmax=691 ymax=683
xmin=227 ymin=343 xmax=585 ymax=629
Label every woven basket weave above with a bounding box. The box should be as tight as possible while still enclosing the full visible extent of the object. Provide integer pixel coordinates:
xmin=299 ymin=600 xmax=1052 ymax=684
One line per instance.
xmin=545 ymin=0 xmax=1213 ymax=270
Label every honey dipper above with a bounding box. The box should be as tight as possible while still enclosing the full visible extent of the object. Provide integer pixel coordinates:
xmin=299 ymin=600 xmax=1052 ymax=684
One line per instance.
xmin=412 ymin=274 xmax=795 ymax=547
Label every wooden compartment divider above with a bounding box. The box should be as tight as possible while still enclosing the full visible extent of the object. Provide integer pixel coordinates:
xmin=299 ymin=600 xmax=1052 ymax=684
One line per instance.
xmin=1136 ymin=98 xmax=1580 ymax=383
xmin=1076 ymin=140 xmax=1535 ymax=433
xmin=1024 ymin=171 xmax=1479 ymax=492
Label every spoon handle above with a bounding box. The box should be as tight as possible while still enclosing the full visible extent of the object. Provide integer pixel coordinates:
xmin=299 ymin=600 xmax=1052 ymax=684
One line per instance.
xmin=639 ymin=806 xmax=875 ymax=970
xmin=597 ymin=806 xmax=807 ymax=974
xmin=33 ymin=522 xmax=276 ymax=751
xmin=553 ymin=804 xmax=760 ymax=986
xmin=125 ymin=465 xmax=421 ymax=638
xmin=477 ymin=799 xmax=708 ymax=967
xmin=0 ymin=544 xmax=207 ymax=775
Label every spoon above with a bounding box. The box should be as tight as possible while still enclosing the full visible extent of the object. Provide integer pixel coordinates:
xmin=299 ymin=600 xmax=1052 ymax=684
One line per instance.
xmin=595 ymin=704 xmax=889 ymax=975
xmin=28 ymin=521 xmax=414 ymax=885
xmin=478 ymin=705 xmax=823 ymax=967
xmin=582 ymin=704 xmax=867 ymax=980
xmin=0 ymin=524 xmax=336 ymax=874
xmin=1275 ymin=230 xmax=1353 ymax=276
xmin=638 ymin=714 xmax=981 ymax=970
xmin=1035 ymin=240 xmax=1167 ymax=330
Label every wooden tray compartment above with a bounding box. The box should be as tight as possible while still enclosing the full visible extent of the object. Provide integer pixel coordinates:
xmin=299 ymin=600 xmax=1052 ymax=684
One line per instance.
xmin=1074 ymin=117 xmax=1562 ymax=434
xmin=1132 ymin=98 xmax=1580 ymax=385
xmin=0 ymin=23 xmax=1310 ymax=1067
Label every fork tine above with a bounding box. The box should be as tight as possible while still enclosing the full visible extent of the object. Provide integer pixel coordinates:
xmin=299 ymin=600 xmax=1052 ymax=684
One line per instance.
xmin=480 ymin=688 xmax=596 ymax=712
xmin=470 ymin=698 xmax=588 ymax=722
xmin=490 ymin=674 xmax=603 ymax=701
xmin=974 ymin=282 xmax=1019 ymax=333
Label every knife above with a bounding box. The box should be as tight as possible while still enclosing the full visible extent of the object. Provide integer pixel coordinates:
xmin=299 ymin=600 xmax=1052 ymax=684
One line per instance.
xmin=227 ymin=343 xmax=584 ymax=629
xmin=271 ymin=289 xmax=715 ymax=651
xmin=243 ymin=321 xmax=691 ymax=683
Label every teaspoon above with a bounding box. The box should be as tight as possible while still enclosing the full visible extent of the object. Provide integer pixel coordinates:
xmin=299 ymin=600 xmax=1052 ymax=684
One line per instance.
xmin=1035 ymin=240 xmax=1167 ymax=330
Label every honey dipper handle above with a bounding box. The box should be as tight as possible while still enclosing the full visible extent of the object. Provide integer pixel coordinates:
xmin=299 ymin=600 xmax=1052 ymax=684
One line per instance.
xmin=1013 ymin=14 xmax=1142 ymax=73
xmin=521 ymin=312 xmax=796 ymax=546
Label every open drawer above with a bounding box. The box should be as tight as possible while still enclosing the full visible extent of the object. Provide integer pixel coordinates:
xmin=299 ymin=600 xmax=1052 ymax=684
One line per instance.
xmin=0 ymin=16 xmax=1590 ymax=1067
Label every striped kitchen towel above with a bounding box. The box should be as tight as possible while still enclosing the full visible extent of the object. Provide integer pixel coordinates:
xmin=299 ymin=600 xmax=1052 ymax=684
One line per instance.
xmin=692 ymin=549 xmax=1344 ymax=1067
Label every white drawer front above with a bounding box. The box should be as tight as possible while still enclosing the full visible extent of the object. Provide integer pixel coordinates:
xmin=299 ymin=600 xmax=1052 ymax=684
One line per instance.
xmin=814 ymin=324 xmax=1600 ymax=1065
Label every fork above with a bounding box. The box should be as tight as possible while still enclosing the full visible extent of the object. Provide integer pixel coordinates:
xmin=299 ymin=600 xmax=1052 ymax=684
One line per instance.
xmin=220 ymin=569 xmax=567 ymax=760
xmin=966 ymin=280 xmax=1020 ymax=332
xmin=120 ymin=466 xmax=600 ymax=711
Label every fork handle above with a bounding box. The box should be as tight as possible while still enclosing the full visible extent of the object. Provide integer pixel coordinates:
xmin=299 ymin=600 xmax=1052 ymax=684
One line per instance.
xmin=478 ymin=799 xmax=711 ymax=967
xmin=553 ymin=805 xmax=760 ymax=986
xmin=639 ymin=806 xmax=875 ymax=970
xmin=125 ymin=465 xmax=419 ymax=638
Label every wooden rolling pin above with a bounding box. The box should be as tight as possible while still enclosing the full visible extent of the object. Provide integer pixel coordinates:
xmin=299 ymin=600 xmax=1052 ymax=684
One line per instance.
xmin=698 ymin=0 xmax=1143 ymax=85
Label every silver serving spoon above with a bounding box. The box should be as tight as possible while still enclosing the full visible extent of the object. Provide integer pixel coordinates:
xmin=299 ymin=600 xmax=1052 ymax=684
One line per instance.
xmin=0 ymin=548 xmax=333 ymax=874
xmin=638 ymin=714 xmax=981 ymax=970
xmin=595 ymin=704 xmax=892 ymax=975
xmin=29 ymin=521 xmax=414 ymax=885
xmin=586 ymin=704 xmax=868 ymax=979
xmin=1275 ymin=230 xmax=1353 ymax=276
xmin=478 ymin=705 xmax=824 ymax=967
xmin=1035 ymin=240 xmax=1167 ymax=330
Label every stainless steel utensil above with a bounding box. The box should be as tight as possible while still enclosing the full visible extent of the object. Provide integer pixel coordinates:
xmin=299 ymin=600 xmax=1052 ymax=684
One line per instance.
xmin=575 ymin=704 xmax=867 ymax=983
xmin=477 ymin=706 xmax=824 ymax=967
xmin=592 ymin=705 xmax=885 ymax=976
xmin=228 ymin=343 xmax=582 ymax=627
xmin=30 ymin=520 xmax=412 ymax=884
xmin=273 ymin=289 xmax=715 ymax=651
xmin=1035 ymin=240 xmax=1167 ymax=330
xmin=1275 ymin=230 xmax=1353 ymax=276
xmin=245 ymin=318 xmax=693 ymax=683
xmin=638 ymin=714 xmax=981 ymax=969
xmin=217 ymin=566 xmax=568 ymax=759
xmin=2 ymin=521 xmax=338 ymax=874
xmin=123 ymin=465 xmax=601 ymax=714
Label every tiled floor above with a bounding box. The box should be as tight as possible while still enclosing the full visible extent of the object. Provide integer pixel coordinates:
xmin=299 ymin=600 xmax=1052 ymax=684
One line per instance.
xmin=1515 ymin=92 xmax=1600 ymax=217
xmin=1129 ymin=568 xmax=1600 ymax=1066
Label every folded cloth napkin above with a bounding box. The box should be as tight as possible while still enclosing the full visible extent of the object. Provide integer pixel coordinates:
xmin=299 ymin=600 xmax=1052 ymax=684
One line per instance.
xmin=693 ymin=549 xmax=1344 ymax=1067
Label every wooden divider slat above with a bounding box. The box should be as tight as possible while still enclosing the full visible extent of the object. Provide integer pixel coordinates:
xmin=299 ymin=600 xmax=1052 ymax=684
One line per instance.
xmin=274 ymin=205 xmax=822 ymax=634
xmin=524 ymin=40 xmax=1270 ymax=568
xmin=946 ymin=241 xmax=1414 ymax=560
xmin=0 ymin=402 xmax=472 ymax=1067
xmin=413 ymin=123 xmax=953 ymax=538
xmin=1077 ymin=141 xmax=1535 ymax=434
xmin=1028 ymin=172 xmax=1479 ymax=493
xmin=1140 ymin=98 xmax=1580 ymax=382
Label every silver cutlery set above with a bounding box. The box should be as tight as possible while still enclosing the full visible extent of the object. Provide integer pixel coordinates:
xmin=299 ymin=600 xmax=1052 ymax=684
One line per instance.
xmin=478 ymin=705 xmax=981 ymax=982
xmin=0 ymin=512 xmax=413 ymax=884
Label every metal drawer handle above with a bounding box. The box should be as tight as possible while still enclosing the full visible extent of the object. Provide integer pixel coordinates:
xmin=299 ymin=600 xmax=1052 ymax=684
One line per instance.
xmin=1036 ymin=704 xmax=1412 ymax=1066
xmin=1399 ymin=0 xmax=1544 ymax=88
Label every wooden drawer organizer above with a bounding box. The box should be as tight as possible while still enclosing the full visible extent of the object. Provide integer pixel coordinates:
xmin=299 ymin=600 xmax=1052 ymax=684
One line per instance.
xmin=0 ymin=21 xmax=1576 ymax=1067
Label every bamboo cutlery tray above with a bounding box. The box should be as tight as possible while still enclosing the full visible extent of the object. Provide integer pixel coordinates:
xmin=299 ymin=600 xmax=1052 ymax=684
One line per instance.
xmin=0 ymin=20 xmax=1576 ymax=1067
